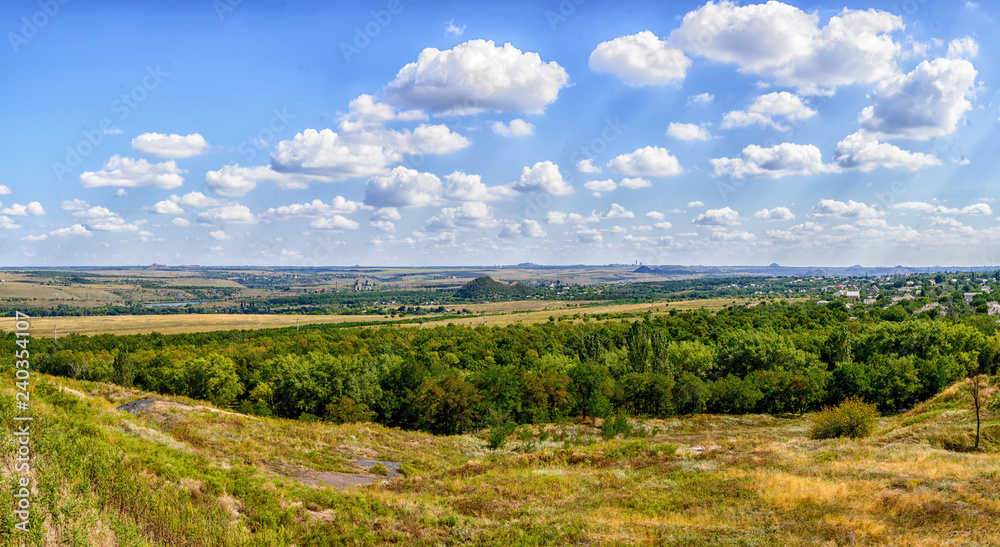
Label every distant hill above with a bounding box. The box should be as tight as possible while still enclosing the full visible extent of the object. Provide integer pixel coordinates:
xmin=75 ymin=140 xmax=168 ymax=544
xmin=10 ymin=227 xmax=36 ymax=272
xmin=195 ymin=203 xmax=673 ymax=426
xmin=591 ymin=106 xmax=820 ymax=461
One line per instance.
xmin=455 ymin=276 xmax=538 ymax=300
xmin=633 ymin=265 xmax=654 ymax=274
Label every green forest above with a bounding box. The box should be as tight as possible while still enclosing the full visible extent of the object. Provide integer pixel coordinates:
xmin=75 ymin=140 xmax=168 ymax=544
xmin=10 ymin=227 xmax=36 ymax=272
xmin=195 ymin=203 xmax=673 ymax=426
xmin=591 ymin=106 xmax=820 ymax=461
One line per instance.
xmin=7 ymin=299 xmax=999 ymax=436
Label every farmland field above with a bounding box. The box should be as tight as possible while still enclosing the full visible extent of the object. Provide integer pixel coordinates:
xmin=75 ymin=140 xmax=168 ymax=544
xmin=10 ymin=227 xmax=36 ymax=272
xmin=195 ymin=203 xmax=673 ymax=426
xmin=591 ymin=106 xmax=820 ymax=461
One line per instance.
xmin=0 ymin=297 xmax=782 ymax=336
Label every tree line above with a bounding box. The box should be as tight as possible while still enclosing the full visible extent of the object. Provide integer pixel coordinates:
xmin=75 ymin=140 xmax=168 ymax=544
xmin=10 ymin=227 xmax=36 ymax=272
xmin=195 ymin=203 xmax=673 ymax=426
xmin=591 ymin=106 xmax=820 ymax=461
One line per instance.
xmin=5 ymin=301 xmax=998 ymax=434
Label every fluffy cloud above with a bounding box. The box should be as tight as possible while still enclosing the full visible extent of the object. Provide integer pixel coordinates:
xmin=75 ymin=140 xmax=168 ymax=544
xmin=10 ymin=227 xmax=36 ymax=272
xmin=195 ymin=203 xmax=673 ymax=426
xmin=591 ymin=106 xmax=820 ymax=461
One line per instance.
xmin=599 ymin=203 xmax=635 ymax=220
xmin=721 ymin=92 xmax=816 ymax=131
xmin=666 ymin=122 xmax=712 ymax=141
xmin=754 ymin=207 xmax=796 ymax=221
xmin=131 ymin=133 xmax=209 ymax=158
xmin=197 ymin=204 xmax=256 ymax=224
xmin=0 ymin=215 xmax=21 ymax=229
xmin=309 ymin=215 xmax=360 ymax=231
xmin=692 ymin=207 xmax=740 ymax=226
xmin=687 ymin=201 xmax=704 ymax=208
xmin=492 ymin=119 xmax=535 ymax=137
xmin=891 ymin=201 xmax=991 ymax=215
xmin=511 ymin=161 xmax=574 ymax=195
xmin=373 ymin=207 xmax=401 ymax=221
xmin=576 ymin=227 xmax=603 ymax=243
xmin=546 ymin=211 xmax=598 ymax=225
xmin=336 ymin=94 xmax=426 ymax=132
xmin=370 ymin=220 xmax=395 ymax=233
xmin=646 ymin=211 xmax=665 ymax=220
xmin=858 ymin=58 xmax=978 ymax=140
xmin=2 ymin=202 xmax=45 ymax=216
xmin=263 ymin=197 xmax=368 ymax=218
xmin=810 ymin=199 xmax=883 ymax=218
xmin=205 ymin=165 xmax=325 ymax=196
xmin=947 ymin=37 xmax=978 ymax=59
xmin=687 ymin=93 xmax=714 ymax=105
xmin=270 ymin=129 xmax=397 ymax=180
xmin=833 ymin=132 xmax=940 ymax=171
xmin=151 ymin=200 xmax=185 ymax=215
xmin=584 ymin=179 xmax=617 ymax=192
xmin=711 ymin=230 xmax=756 ymax=241
xmin=209 ymin=230 xmax=231 ymax=240
xmin=173 ymin=191 xmax=222 ymax=208
xmin=619 ymin=177 xmax=652 ymax=189
xmin=172 ymin=218 xmax=191 ymax=228
xmin=0 ymin=184 xmax=11 ymax=195
xmin=712 ymin=143 xmax=831 ymax=179
xmin=50 ymin=224 xmax=92 ymax=237
xmin=383 ymin=39 xmax=569 ymax=114
xmin=607 ymin=146 xmax=683 ymax=177
xmin=577 ymin=159 xmax=601 ymax=173
xmin=589 ymin=31 xmax=690 ymax=85
xmin=365 ymin=166 xmax=444 ymax=208
xmin=80 ymin=155 xmax=185 ymax=189
xmin=443 ymin=171 xmax=515 ymax=201
xmin=669 ymin=2 xmax=903 ymax=93
xmin=498 ymin=219 xmax=546 ymax=238
xmin=424 ymin=202 xmax=497 ymax=231
xmin=68 ymin=205 xmax=140 ymax=231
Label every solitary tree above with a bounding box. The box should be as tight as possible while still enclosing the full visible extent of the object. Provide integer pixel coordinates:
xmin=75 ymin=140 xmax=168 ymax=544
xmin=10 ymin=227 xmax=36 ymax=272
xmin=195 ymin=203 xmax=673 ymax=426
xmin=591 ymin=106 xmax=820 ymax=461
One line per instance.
xmin=967 ymin=374 xmax=987 ymax=450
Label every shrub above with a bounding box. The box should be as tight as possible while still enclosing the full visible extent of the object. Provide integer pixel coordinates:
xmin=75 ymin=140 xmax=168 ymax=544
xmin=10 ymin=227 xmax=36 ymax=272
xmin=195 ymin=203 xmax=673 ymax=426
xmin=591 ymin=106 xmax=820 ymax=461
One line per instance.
xmin=601 ymin=414 xmax=633 ymax=440
xmin=485 ymin=421 xmax=517 ymax=450
xmin=810 ymin=397 xmax=879 ymax=439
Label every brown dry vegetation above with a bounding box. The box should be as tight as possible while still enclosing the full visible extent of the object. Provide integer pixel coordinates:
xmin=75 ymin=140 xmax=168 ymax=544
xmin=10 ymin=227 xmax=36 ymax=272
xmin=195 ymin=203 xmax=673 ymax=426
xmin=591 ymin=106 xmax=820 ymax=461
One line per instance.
xmin=0 ymin=297 xmax=792 ymax=337
xmin=3 ymin=372 xmax=1000 ymax=545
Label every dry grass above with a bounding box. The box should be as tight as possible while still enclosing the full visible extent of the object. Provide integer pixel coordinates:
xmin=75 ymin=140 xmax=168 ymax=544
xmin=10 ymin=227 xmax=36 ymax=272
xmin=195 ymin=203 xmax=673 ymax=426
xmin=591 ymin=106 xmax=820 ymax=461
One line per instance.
xmin=5 ymin=373 xmax=1000 ymax=545
xmin=0 ymin=298 xmax=786 ymax=337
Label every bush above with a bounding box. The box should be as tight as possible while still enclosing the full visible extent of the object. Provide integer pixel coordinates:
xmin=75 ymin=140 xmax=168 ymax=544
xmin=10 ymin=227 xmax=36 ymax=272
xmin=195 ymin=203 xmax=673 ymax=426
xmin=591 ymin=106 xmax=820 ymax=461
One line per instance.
xmin=810 ymin=397 xmax=879 ymax=439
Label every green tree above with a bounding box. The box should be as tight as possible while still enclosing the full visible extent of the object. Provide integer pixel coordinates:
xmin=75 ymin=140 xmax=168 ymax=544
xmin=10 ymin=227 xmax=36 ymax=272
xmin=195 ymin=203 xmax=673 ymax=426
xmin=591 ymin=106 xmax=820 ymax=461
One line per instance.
xmin=625 ymin=321 xmax=651 ymax=373
xmin=568 ymin=361 xmax=613 ymax=423
xmin=113 ymin=343 xmax=134 ymax=388
xmin=674 ymin=372 xmax=709 ymax=415
xmin=667 ymin=340 xmax=715 ymax=378
xmin=707 ymin=374 xmax=763 ymax=414
xmin=183 ymin=354 xmax=245 ymax=407
xmin=413 ymin=371 xmax=481 ymax=435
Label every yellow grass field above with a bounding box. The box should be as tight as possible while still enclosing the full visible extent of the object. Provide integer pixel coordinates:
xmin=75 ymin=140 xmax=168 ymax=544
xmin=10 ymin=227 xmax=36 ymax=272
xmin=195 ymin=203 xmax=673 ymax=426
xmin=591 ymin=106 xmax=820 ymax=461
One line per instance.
xmin=0 ymin=297 xmax=790 ymax=337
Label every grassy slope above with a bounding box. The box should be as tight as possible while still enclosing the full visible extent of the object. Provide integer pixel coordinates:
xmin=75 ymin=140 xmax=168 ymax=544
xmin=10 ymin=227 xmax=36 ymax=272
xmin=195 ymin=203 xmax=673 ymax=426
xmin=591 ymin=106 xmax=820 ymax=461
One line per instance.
xmin=3 ymin=374 xmax=1000 ymax=546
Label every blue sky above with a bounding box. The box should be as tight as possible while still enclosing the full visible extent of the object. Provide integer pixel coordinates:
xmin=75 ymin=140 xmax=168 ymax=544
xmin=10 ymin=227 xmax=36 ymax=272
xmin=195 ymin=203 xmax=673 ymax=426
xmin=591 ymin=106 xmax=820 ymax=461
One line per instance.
xmin=0 ymin=0 xmax=996 ymax=267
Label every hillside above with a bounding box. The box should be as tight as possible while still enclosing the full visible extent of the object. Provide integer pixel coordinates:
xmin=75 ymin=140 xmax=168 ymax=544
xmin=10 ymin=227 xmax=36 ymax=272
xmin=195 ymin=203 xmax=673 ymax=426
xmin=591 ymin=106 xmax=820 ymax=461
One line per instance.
xmin=3 ymin=373 xmax=1000 ymax=545
xmin=453 ymin=276 xmax=539 ymax=300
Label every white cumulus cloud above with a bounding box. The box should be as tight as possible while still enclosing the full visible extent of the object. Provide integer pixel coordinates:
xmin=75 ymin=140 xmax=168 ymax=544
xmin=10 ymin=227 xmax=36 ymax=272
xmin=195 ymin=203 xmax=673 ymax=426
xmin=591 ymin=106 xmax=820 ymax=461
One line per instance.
xmin=670 ymin=2 xmax=903 ymax=93
xmin=858 ymin=57 xmax=978 ymax=140
xmin=666 ymin=122 xmax=712 ymax=141
xmin=383 ymin=39 xmax=569 ymax=115
xmin=833 ymin=132 xmax=940 ymax=171
xmin=754 ymin=207 xmax=796 ymax=221
xmin=722 ymin=92 xmax=816 ymax=131
xmin=364 ymin=166 xmax=444 ymax=208
xmin=80 ymin=155 xmax=185 ymax=189
xmin=693 ymin=207 xmax=740 ymax=226
xmin=131 ymin=133 xmax=209 ymax=158
xmin=589 ymin=31 xmax=690 ymax=85
xmin=511 ymin=161 xmax=574 ymax=195
xmin=712 ymin=143 xmax=832 ymax=179
xmin=608 ymin=146 xmax=683 ymax=177
xmin=492 ymin=119 xmax=535 ymax=137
